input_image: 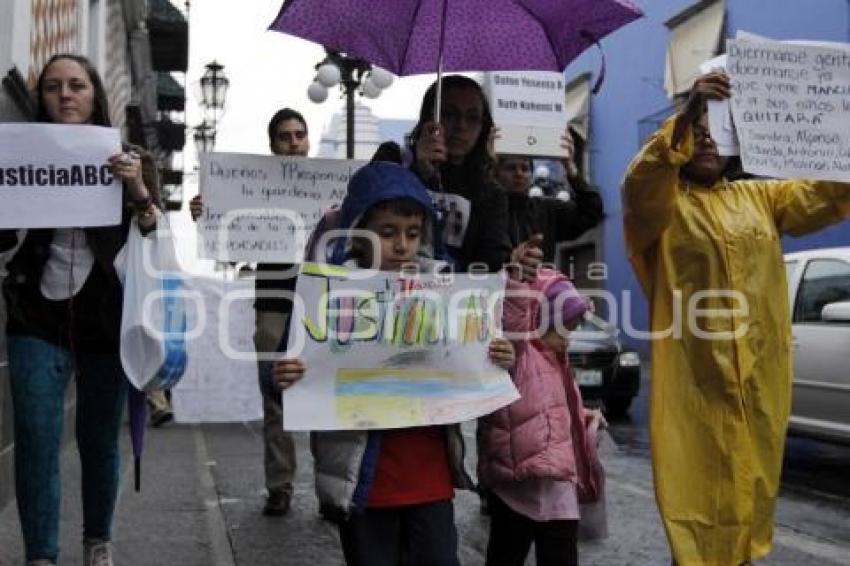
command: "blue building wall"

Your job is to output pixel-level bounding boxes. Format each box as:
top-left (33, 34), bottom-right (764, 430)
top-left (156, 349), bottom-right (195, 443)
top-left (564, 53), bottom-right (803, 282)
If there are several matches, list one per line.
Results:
top-left (565, 0), bottom-right (850, 353)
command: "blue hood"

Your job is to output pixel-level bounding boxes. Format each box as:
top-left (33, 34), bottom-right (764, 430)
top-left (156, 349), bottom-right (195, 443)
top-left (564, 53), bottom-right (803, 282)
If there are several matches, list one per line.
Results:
top-left (331, 161), bottom-right (436, 265)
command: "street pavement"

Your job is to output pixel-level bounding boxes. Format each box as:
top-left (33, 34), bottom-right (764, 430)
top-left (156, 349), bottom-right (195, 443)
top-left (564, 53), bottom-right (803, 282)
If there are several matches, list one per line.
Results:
top-left (2, 380), bottom-right (849, 565)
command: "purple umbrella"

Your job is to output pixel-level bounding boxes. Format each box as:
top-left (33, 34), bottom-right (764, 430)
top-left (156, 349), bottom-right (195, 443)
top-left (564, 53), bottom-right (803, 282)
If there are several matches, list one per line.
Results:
top-left (270, 0), bottom-right (643, 93)
top-left (127, 385), bottom-right (147, 491)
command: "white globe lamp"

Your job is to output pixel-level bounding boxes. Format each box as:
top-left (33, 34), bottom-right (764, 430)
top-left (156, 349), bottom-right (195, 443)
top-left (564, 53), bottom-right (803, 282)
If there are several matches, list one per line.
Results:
top-left (307, 81), bottom-right (328, 103)
top-left (361, 77), bottom-right (382, 99)
top-left (316, 62), bottom-right (341, 87)
top-left (370, 66), bottom-right (394, 89)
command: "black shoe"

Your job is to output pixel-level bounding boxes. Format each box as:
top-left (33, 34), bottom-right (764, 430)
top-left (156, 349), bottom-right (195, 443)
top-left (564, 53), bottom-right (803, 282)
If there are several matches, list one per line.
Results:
top-left (150, 410), bottom-right (174, 428)
top-left (263, 488), bottom-right (292, 516)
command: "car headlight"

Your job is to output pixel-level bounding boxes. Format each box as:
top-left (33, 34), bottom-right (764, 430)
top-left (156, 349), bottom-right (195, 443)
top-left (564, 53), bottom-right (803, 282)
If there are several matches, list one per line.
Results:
top-left (618, 351), bottom-right (641, 367)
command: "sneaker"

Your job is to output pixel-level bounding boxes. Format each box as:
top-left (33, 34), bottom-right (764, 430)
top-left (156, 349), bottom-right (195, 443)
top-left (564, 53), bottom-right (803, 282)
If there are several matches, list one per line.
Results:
top-left (262, 487), bottom-right (292, 516)
top-left (150, 409), bottom-right (174, 428)
top-left (83, 539), bottom-right (113, 566)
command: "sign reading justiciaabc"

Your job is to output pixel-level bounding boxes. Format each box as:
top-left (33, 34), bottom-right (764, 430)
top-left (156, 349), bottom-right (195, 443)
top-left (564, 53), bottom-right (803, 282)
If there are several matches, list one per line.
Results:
top-left (0, 123), bottom-right (123, 228)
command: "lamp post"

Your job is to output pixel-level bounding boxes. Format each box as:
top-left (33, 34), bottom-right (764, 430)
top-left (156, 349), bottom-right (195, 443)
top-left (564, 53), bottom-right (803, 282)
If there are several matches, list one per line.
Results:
top-left (307, 50), bottom-right (394, 159)
top-left (199, 60), bottom-right (229, 129)
top-left (193, 120), bottom-right (216, 155)
top-left (193, 61), bottom-right (229, 155)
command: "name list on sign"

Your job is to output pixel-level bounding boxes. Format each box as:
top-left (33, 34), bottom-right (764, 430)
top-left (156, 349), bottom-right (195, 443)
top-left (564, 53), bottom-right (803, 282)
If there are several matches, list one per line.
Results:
top-left (198, 153), bottom-right (365, 262)
top-left (727, 38), bottom-right (850, 181)
top-left (484, 70), bottom-right (568, 157)
top-left (492, 74), bottom-right (565, 116)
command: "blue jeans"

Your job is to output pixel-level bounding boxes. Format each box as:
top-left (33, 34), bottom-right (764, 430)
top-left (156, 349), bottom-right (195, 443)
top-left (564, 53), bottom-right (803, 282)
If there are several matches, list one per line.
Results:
top-left (8, 336), bottom-right (128, 562)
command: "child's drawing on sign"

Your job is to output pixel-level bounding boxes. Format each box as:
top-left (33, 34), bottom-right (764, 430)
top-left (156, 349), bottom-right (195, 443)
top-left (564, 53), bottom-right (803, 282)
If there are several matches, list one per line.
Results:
top-left (284, 263), bottom-right (517, 430)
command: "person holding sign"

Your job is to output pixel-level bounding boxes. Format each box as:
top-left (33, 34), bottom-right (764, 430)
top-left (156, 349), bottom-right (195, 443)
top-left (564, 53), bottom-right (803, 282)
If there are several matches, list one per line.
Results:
top-left (409, 75), bottom-right (513, 273)
top-left (496, 129), bottom-right (604, 271)
top-left (0, 54), bottom-right (161, 566)
top-left (622, 71), bottom-right (850, 566)
top-left (190, 107), bottom-right (310, 517)
top-left (274, 162), bottom-right (515, 566)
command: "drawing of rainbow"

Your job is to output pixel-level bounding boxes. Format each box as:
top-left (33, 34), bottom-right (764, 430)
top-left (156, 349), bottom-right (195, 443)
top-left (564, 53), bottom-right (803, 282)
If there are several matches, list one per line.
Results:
top-left (334, 367), bottom-right (518, 429)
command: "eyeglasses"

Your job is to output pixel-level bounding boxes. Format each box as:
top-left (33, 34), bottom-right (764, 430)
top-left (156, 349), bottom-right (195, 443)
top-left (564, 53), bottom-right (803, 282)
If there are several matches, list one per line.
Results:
top-left (276, 130), bottom-right (307, 142)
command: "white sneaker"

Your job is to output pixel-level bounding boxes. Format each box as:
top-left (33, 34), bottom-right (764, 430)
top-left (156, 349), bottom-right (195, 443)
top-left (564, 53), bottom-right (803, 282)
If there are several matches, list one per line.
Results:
top-left (83, 539), bottom-right (113, 566)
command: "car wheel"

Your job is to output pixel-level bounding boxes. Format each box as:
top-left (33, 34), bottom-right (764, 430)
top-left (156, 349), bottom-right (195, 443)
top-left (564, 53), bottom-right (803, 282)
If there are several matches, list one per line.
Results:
top-left (604, 396), bottom-right (633, 417)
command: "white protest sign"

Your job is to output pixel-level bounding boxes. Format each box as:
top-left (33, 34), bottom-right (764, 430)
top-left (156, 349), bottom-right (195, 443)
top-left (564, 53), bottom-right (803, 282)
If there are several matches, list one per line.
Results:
top-left (0, 123), bottom-right (122, 228)
top-left (198, 154), bottom-right (365, 262)
top-left (172, 276), bottom-right (262, 423)
top-left (699, 54), bottom-right (740, 156)
top-left (727, 38), bottom-right (850, 181)
top-left (484, 71), bottom-right (567, 157)
top-left (283, 263), bottom-right (519, 431)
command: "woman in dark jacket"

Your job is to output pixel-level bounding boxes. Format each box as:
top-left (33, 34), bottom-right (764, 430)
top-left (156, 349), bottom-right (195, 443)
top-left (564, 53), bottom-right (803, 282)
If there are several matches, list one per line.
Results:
top-left (496, 131), bottom-right (604, 265)
top-left (0, 53), bottom-right (160, 566)
top-left (409, 75), bottom-right (512, 272)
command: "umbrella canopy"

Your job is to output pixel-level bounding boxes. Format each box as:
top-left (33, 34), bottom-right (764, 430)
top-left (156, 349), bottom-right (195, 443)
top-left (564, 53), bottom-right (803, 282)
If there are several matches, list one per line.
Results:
top-left (269, 0), bottom-right (643, 76)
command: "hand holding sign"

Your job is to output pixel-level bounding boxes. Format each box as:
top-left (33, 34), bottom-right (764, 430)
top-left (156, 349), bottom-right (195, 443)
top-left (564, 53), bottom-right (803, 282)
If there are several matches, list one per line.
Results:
top-left (673, 72), bottom-right (731, 151)
top-left (414, 121), bottom-right (447, 181)
top-left (561, 128), bottom-right (579, 178)
top-left (273, 357), bottom-right (306, 390)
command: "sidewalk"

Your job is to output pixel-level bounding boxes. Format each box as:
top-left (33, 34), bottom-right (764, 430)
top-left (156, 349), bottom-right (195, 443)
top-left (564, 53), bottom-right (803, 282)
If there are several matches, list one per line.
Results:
top-left (1, 420), bottom-right (847, 565)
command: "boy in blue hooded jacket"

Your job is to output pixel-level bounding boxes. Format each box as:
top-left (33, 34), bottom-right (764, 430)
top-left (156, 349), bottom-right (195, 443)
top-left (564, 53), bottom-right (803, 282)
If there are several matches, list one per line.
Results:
top-left (273, 161), bottom-right (515, 566)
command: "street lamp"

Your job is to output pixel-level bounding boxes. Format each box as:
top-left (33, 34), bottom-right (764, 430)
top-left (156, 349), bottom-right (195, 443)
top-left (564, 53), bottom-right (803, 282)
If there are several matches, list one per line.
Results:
top-left (193, 61), bottom-right (229, 155)
top-left (193, 121), bottom-right (216, 155)
top-left (307, 50), bottom-right (394, 159)
top-left (199, 60), bottom-right (229, 128)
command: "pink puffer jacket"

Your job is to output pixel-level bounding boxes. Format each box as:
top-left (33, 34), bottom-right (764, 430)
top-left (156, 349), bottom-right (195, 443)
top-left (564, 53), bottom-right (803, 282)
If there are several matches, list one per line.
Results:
top-left (478, 270), bottom-right (596, 498)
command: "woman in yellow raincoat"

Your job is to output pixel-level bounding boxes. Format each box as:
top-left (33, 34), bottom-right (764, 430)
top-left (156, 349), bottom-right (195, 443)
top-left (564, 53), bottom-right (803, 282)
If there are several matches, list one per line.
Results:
top-left (622, 72), bottom-right (850, 565)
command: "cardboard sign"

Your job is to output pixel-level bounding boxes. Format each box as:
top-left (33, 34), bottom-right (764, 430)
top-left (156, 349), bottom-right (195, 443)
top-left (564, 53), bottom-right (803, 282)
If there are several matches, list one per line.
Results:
top-left (484, 71), bottom-right (567, 158)
top-left (198, 154), bottom-right (366, 262)
top-left (283, 263), bottom-right (519, 430)
top-left (0, 123), bottom-right (122, 228)
top-left (728, 38), bottom-right (850, 181)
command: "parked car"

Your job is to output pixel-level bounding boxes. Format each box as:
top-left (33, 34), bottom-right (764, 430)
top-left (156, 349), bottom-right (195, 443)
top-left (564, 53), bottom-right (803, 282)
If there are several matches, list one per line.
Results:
top-left (569, 315), bottom-right (641, 417)
top-left (784, 247), bottom-right (850, 444)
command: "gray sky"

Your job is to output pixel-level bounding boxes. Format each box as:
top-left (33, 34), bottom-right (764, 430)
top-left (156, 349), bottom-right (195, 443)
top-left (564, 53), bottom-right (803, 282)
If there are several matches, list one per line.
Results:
top-left (172, 0), bottom-right (438, 273)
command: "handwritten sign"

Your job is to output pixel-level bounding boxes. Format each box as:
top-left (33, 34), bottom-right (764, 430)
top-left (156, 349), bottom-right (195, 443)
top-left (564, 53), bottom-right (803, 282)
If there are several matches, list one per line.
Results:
top-left (483, 71), bottom-right (567, 157)
top-left (727, 38), bottom-right (850, 181)
top-left (198, 154), bottom-right (366, 262)
top-left (283, 263), bottom-right (519, 431)
top-left (0, 123), bottom-right (122, 228)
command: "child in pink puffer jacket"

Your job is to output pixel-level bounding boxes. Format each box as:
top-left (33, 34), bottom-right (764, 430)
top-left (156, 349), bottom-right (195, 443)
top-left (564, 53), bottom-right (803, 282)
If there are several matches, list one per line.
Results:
top-left (478, 268), bottom-right (596, 566)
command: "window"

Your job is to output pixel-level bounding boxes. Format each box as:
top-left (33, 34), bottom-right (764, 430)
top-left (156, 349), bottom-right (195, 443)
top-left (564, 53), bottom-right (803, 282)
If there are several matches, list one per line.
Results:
top-left (564, 73), bottom-right (591, 180)
top-left (793, 259), bottom-right (850, 323)
top-left (663, 0), bottom-right (726, 98)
